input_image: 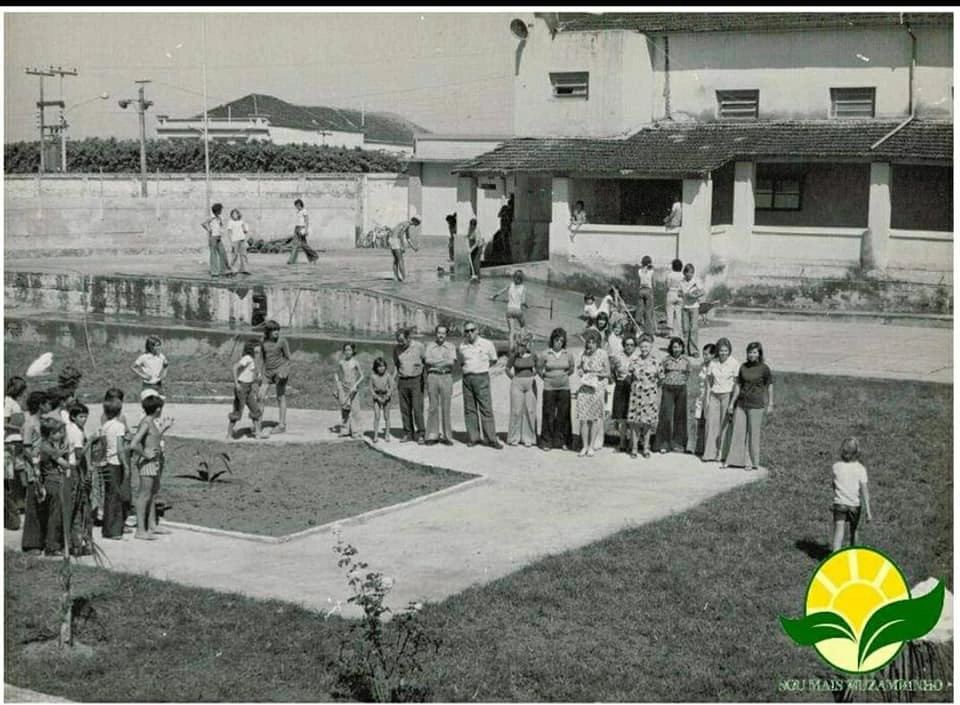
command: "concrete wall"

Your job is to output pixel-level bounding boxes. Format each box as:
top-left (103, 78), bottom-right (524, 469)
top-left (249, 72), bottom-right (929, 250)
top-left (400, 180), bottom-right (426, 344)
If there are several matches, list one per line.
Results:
top-left (514, 27), bottom-right (652, 137)
top-left (4, 173), bottom-right (408, 256)
top-left (754, 163), bottom-right (870, 228)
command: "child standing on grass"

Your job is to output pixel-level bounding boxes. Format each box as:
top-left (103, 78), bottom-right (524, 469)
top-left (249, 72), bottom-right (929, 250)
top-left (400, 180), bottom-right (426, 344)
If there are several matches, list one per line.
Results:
top-left (334, 343), bottom-right (364, 438)
top-left (132, 336), bottom-right (169, 393)
top-left (831, 437), bottom-right (873, 552)
top-left (227, 208), bottom-right (252, 275)
top-left (369, 357), bottom-right (393, 443)
top-left (129, 390), bottom-right (174, 541)
top-left (491, 270), bottom-right (530, 352)
top-left (228, 341), bottom-right (263, 440)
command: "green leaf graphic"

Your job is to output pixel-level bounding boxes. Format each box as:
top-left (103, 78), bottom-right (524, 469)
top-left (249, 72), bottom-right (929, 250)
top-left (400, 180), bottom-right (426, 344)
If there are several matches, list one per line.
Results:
top-left (780, 611), bottom-right (856, 646)
top-left (857, 580), bottom-right (945, 668)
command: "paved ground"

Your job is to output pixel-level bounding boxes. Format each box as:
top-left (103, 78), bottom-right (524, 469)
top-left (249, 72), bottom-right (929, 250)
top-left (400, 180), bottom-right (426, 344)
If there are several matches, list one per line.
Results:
top-left (4, 366), bottom-right (766, 619)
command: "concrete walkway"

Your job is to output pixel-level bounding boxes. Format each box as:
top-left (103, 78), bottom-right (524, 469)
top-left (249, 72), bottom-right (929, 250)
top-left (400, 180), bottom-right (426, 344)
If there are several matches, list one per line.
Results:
top-left (4, 368), bottom-right (765, 618)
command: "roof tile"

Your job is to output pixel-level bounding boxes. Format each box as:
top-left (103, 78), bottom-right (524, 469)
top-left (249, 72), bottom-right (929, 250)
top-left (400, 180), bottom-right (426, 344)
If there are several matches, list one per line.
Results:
top-left (455, 120), bottom-right (952, 176)
top-left (556, 12), bottom-right (953, 34)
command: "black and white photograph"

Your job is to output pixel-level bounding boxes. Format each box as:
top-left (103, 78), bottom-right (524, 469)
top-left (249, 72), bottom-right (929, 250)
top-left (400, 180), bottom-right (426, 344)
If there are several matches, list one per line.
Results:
top-left (2, 7), bottom-right (955, 703)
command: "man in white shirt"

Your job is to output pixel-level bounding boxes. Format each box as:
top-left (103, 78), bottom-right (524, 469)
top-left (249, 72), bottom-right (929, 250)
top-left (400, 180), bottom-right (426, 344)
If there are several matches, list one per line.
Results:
top-left (457, 322), bottom-right (501, 448)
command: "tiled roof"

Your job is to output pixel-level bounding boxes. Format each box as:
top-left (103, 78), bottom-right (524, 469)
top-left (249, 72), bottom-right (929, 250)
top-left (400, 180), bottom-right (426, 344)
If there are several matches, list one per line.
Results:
top-left (454, 120), bottom-right (953, 177)
top-left (556, 12), bottom-right (953, 34)
top-left (203, 94), bottom-right (427, 145)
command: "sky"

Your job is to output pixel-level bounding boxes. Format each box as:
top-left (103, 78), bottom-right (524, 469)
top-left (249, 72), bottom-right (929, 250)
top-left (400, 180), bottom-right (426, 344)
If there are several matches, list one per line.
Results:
top-left (3, 9), bottom-right (520, 143)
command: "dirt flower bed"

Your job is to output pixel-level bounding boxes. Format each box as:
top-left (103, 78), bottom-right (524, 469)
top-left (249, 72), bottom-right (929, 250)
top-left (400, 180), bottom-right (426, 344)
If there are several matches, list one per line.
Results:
top-left (158, 438), bottom-right (475, 536)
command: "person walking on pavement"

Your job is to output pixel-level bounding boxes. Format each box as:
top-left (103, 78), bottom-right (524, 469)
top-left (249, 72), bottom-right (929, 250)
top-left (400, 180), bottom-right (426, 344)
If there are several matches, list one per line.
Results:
top-left (393, 327), bottom-right (426, 444)
top-left (388, 216), bottom-right (420, 282)
top-left (458, 322), bottom-right (502, 448)
top-left (288, 198), bottom-right (320, 265)
top-left (424, 324), bottom-right (457, 445)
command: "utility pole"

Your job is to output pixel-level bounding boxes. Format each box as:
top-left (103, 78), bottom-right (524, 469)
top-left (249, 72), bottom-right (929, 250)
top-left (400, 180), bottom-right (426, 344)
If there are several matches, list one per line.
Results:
top-left (25, 67), bottom-right (55, 173)
top-left (201, 15), bottom-right (211, 211)
top-left (119, 79), bottom-right (153, 197)
top-left (50, 66), bottom-right (78, 173)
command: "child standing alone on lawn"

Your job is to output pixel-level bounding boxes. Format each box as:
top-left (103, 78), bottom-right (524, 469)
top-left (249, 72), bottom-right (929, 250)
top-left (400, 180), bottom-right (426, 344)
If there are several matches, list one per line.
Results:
top-left (334, 343), bottom-right (364, 438)
top-left (369, 357), bottom-right (393, 443)
top-left (831, 437), bottom-right (873, 552)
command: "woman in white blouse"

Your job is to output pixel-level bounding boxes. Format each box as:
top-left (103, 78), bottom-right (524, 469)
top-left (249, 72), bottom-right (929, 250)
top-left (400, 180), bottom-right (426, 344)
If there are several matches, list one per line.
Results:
top-left (701, 337), bottom-right (739, 462)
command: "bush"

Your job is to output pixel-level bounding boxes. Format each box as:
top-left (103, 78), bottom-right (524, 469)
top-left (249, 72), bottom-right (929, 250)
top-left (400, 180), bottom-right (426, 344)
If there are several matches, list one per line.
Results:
top-left (4, 139), bottom-right (406, 174)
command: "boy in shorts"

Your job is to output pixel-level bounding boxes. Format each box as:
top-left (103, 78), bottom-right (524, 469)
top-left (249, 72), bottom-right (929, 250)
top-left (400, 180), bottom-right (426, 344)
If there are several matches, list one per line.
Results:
top-left (129, 390), bottom-right (174, 540)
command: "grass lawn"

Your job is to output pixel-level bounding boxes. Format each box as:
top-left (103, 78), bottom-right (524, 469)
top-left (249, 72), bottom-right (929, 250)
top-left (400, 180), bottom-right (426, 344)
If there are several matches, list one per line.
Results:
top-left (4, 372), bottom-right (952, 702)
top-left (3, 340), bottom-right (391, 411)
top-left (159, 439), bottom-right (474, 536)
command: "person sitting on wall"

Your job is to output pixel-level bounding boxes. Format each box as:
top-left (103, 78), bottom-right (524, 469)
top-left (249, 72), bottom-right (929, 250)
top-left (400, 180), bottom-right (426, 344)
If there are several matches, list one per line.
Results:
top-left (663, 195), bottom-right (682, 229)
top-left (569, 200), bottom-right (588, 243)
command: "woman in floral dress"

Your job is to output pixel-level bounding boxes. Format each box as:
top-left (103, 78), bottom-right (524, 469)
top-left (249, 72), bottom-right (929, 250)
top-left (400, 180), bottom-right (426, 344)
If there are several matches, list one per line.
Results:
top-left (628, 333), bottom-right (663, 458)
top-left (575, 328), bottom-right (609, 458)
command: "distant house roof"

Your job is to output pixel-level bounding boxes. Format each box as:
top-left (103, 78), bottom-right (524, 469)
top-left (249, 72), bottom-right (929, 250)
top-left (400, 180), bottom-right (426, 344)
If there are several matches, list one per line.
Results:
top-left (202, 94), bottom-right (428, 145)
top-left (555, 12), bottom-right (953, 34)
top-left (455, 120), bottom-right (953, 178)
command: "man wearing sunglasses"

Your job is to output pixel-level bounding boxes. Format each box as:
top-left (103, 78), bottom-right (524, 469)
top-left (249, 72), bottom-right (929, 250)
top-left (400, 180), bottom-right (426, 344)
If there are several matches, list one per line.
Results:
top-left (457, 323), bottom-right (502, 449)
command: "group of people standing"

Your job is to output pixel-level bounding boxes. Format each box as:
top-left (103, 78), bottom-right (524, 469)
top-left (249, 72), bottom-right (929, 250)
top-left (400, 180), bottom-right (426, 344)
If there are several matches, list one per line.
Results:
top-left (202, 198), bottom-right (320, 277)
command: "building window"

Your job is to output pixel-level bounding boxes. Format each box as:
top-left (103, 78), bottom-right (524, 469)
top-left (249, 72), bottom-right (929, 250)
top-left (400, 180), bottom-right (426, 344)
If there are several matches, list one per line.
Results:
top-left (830, 87), bottom-right (876, 118)
top-left (755, 167), bottom-right (803, 210)
top-left (550, 72), bottom-right (589, 99)
top-left (716, 90), bottom-right (759, 120)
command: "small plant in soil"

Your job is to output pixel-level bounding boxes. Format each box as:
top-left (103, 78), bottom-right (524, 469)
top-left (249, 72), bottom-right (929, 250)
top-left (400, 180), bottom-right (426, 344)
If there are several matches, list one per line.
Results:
top-left (175, 452), bottom-right (233, 483)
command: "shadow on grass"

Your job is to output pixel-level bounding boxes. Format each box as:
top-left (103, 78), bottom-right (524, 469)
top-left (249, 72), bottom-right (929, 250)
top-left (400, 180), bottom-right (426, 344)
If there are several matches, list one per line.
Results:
top-left (795, 537), bottom-right (832, 563)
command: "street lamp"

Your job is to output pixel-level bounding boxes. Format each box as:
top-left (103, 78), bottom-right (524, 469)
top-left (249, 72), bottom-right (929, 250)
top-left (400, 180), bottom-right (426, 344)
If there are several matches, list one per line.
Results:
top-left (60, 92), bottom-right (109, 172)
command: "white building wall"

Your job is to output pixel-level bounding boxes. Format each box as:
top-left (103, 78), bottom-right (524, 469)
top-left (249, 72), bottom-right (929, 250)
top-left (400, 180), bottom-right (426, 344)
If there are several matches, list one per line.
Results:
top-left (420, 163), bottom-right (460, 236)
top-left (651, 27), bottom-right (952, 122)
top-left (514, 27), bottom-right (652, 137)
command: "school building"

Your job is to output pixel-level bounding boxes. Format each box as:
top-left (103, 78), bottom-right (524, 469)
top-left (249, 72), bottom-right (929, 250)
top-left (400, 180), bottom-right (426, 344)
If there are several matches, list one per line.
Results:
top-left (436, 12), bottom-right (953, 284)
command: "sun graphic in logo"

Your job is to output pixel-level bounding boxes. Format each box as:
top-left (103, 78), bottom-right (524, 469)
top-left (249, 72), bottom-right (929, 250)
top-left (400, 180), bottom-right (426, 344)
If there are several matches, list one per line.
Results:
top-left (781, 547), bottom-right (945, 674)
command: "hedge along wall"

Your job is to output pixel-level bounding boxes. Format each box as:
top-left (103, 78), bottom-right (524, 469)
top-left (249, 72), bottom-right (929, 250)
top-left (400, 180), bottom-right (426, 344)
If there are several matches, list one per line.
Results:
top-left (4, 172), bottom-right (409, 257)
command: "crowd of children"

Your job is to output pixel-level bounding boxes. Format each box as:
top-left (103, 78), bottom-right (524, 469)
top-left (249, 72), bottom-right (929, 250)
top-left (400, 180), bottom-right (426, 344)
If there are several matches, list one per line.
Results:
top-left (4, 363), bottom-right (174, 556)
